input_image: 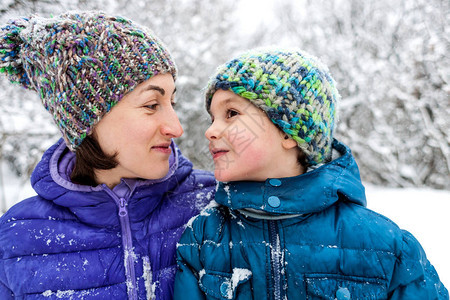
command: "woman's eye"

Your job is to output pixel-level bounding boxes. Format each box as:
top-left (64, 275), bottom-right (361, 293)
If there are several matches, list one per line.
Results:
top-left (226, 109), bottom-right (239, 119)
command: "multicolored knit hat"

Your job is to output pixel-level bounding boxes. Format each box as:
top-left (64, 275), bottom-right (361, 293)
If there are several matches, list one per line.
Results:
top-left (205, 48), bottom-right (340, 165)
top-left (0, 11), bottom-right (176, 151)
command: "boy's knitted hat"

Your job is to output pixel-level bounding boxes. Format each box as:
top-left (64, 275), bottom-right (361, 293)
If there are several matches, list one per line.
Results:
top-left (205, 48), bottom-right (340, 165)
top-left (0, 11), bottom-right (176, 151)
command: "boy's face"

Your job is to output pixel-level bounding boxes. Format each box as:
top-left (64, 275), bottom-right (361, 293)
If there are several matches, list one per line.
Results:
top-left (206, 89), bottom-right (301, 182)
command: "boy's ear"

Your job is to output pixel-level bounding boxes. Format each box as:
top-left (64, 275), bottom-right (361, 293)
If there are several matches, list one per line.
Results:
top-left (281, 134), bottom-right (298, 150)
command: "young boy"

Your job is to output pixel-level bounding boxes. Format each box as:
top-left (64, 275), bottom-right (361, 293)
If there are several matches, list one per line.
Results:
top-left (174, 48), bottom-right (448, 299)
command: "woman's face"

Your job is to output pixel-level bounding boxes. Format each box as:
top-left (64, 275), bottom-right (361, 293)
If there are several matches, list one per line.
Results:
top-left (94, 73), bottom-right (183, 186)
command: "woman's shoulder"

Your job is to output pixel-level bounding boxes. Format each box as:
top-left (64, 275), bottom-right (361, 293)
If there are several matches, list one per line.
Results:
top-left (169, 169), bottom-right (216, 211)
top-left (0, 196), bottom-right (74, 226)
top-left (0, 195), bottom-right (119, 259)
top-left (175, 168), bottom-right (216, 191)
top-left (0, 196), bottom-right (76, 244)
top-left (0, 196), bottom-right (72, 255)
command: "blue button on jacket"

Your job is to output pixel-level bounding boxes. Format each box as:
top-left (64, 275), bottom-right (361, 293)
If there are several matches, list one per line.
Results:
top-left (174, 140), bottom-right (448, 299)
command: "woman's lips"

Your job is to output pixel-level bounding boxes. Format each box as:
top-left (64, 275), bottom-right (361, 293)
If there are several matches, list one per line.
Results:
top-left (152, 143), bottom-right (171, 154)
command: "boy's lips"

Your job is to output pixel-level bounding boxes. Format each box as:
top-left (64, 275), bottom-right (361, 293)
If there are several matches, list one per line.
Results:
top-left (210, 148), bottom-right (229, 160)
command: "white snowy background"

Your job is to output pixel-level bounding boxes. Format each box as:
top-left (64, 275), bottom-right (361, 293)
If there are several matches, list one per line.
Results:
top-left (1, 0), bottom-right (449, 291)
top-left (365, 185), bottom-right (449, 288)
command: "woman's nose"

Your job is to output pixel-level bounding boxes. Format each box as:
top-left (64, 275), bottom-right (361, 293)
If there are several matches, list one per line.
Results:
top-left (161, 108), bottom-right (184, 138)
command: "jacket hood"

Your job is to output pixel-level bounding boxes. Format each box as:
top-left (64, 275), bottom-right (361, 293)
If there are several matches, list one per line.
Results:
top-left (30, 138), bottom-right (194, 227)
top-left (215, 139), bottom-right (366, 215)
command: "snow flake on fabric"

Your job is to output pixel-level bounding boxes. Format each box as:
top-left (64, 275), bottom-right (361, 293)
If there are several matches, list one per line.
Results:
top-left (236, 220), bottom-right (245, 228)
top-left (195, 190), bottom-right (214, 212)
top-left (223, 185), bottom-right (231, 205)
top-left (185, 200), bottom-right (219, 229)
top-left (41, 288), bottom-right (103, 299)
top-left (142, 256), bottom-right (154, 300)
top-left (231, 268), bottom-right (252, 290)
top-left (124, 247), bottom-right (138, 295)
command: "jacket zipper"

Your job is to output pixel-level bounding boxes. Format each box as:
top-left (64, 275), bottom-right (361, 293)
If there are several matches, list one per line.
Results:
top-left (269, 220), bottom-right (282, 300)
top-left (105, 188), bottom-right (138, 300)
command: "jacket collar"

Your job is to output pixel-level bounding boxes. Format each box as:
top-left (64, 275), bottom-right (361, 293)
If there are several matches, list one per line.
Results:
top-left (215, 139), bottom-right (366, 215)
top-left (30, 138), bottom-right (193, 227)
top-left (48, 139), bottom-right (179, 192)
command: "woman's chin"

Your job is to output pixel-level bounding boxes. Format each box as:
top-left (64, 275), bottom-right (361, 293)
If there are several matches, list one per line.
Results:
top-left (148, 167), bottom-right (170, 180)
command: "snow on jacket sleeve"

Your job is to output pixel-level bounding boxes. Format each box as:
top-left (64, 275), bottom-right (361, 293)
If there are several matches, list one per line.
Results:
top-left (173, 215), bottom-right (206, 300)
top-left (388, 230), bottom-right (448, 300)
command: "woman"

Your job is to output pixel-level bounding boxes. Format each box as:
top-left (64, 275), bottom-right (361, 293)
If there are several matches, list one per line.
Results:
top-left (0, 11), bottom-right (215, 299)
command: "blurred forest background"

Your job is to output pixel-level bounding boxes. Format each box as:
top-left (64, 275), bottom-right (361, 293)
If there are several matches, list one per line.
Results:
top-left (0, 0), bottom-right (449, 212)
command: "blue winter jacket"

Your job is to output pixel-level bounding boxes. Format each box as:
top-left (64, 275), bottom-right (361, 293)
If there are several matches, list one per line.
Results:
top-left (0, 139), bottom-right (215, 300)
top-left (174, 140), bottom-right (448, 300)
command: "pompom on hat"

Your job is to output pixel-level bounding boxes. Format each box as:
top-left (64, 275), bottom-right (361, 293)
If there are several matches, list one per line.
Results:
top-left (205, 47), bottom-right (340, 165)
top-left (0, 11), bottom-right (176, 151)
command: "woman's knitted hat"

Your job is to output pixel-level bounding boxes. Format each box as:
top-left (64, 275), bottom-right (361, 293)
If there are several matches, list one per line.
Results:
top-left (205, 48), bottom-right (340, 165)
top-left (0, 11), bottom-right (176, 151)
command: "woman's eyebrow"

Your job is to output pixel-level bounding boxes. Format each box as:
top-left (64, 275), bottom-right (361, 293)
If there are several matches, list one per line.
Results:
top-left (144, 85), bottom-right (166, 95)
top-left (142, 85), bottom-right (177, 96)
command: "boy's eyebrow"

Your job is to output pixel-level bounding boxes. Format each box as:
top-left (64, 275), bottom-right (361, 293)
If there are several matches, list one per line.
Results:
top-left (216, 97), bottom-right (242, 108)
top-left (209, 97), bottom-right (239, 117)
top-left (215, 98), bottom-right (239, 108)
top-left (224, 98), bottom-right (239, 104)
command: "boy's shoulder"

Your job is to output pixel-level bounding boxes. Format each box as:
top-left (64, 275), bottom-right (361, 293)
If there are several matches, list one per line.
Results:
top-left (338, 201), bottom-right (402, 232)
top-left (184, 201), bottom-right (230, 242)
top-left (187, 201), bottom-right (228, 225)
top-left (330, 201), bottom-right (413, 254)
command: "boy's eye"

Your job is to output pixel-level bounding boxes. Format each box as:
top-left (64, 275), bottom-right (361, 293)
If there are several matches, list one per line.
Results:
top-left (145, 103), bottom-right (158, 110)
top-left (226, 109), bottom-right (239, 119)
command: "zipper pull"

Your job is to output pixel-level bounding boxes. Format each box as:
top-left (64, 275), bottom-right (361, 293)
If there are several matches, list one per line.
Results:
top-left (119, 198), bottom-right (128, 217)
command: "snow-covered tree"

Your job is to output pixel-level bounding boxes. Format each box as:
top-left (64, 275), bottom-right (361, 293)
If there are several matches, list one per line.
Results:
top-left (248, 0), bottom-right (450, 189)
top-left (0, 0), bottom-right (240, 211)
top-left (1, 0), bottom-right (448, 214)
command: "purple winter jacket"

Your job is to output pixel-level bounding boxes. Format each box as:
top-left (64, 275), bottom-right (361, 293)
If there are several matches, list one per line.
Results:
top-left (0, 139), bottom-right (215, 300)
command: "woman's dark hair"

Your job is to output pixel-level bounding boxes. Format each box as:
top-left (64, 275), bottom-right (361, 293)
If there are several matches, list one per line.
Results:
top-left (70, 135), bottom-right (118, 186)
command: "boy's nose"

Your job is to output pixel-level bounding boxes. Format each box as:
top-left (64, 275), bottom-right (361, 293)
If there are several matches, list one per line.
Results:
top-left (205, 122), bottom-right (219, 141)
